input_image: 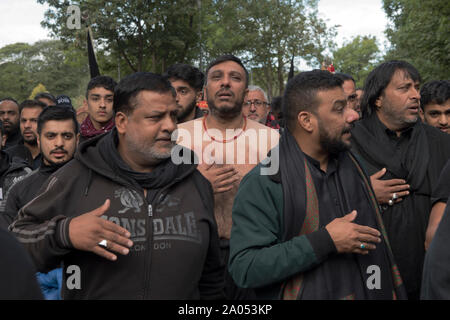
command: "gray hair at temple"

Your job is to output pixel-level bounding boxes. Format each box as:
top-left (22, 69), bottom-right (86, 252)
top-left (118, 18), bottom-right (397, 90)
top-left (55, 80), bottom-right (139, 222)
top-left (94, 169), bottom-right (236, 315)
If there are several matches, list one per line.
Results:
top-left (247, 85), bottom-right (268, 102)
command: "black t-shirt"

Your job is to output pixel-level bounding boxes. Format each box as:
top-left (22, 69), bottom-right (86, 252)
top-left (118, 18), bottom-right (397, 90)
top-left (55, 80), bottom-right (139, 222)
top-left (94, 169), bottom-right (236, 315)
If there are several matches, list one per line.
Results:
top-left (432, 159), bottom-right (450, 205)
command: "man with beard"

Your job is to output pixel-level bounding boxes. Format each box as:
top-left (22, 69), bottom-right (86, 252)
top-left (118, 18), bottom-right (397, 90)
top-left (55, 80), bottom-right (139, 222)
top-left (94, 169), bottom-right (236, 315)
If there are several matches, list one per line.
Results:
top-left (79, 76), bottom-right (117, 144)
top-left (0, 121), bottom-right (32, 226)
top-left (3, 106), bottom-right (79, 299)
top-left (6, 100), bottom-right (46, 169)
top-left (164, 63), bottom-right (205, 123)
top-left (0, 98), bottom-right (22, 149)
top-left (10, 72), bottom-right (223, 299)
top-left (229, 70), bottom-right (406, 300)
top-left (350, 61), bottom-right (450, 299)
top-left (177, 55), bottom-right (279, 299)
top-left (420, 80), bottom-right (450, 134)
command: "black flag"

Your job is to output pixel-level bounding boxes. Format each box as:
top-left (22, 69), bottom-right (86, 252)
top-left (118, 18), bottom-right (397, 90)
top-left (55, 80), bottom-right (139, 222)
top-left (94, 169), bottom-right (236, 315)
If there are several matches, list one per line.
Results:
top-left (288, 55), bottom-right (294, 81)
top-left (87, 27), bottom-right (100, 78)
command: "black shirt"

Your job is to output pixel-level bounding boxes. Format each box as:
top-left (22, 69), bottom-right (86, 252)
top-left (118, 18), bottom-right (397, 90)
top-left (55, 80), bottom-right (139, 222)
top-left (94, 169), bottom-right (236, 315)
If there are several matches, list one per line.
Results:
top-left (432, 159), bottom-right (450, 205)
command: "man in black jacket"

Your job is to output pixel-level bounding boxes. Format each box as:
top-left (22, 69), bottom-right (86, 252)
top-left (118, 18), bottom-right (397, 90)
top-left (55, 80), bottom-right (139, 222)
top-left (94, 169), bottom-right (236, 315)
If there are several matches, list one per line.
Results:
top-left (0, 98), bottom-right (22, 149)
top-left (0, 121), bottom-right (31, 225)
top-left (6, 99), bottom-right (46, 169)
top-left (3, 106), bottom-right (79, 231)
top-left (4, 106), bottom-right (79, 300)
top-left (10, 72), bottom-right (224, 300)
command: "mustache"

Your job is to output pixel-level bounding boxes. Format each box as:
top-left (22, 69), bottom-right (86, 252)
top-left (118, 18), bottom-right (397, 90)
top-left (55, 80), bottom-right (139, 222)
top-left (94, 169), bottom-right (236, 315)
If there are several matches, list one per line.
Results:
top-left (342, 123), bottom-right (354, 134)
top-left (216, 88), bottom-right (234, 97)
top-left (50, 147), bottom-right (67, 154)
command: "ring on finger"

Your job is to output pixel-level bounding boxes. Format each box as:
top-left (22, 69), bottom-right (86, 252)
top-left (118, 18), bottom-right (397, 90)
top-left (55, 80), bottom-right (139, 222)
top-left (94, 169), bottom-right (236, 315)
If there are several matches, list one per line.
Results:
top-left (392, 193), bottom-right (398, 200)
top-left (98, 239), bottom-right (108, 248)
top-left (388, 199), bottom-right (394, 206)
top-left (360, 243), bottom-right (366, 250)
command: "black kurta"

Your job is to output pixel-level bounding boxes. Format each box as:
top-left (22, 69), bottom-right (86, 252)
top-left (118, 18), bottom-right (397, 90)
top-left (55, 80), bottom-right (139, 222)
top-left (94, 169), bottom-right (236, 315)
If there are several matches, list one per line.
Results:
top-left (351, 114), bottom-right (450, 299)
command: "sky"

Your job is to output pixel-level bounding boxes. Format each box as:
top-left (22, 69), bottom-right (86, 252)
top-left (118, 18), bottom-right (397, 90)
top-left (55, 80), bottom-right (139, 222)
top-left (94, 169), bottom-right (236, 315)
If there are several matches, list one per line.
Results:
top-left (0, 0), bottom-right (390, 50)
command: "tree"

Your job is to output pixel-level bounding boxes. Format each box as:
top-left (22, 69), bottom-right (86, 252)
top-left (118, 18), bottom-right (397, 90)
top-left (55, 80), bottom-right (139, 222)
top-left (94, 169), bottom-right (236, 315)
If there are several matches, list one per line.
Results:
top-left (0, 40), bottom-right (89, 103)
top-left (38, 0), bottom-right (205, 74)
top-left (332, 35), bottom-right (381, 88)
top-left (383, 0), bottom-right (450, 82)
top-left (37, 0), bottom-right (336, 98)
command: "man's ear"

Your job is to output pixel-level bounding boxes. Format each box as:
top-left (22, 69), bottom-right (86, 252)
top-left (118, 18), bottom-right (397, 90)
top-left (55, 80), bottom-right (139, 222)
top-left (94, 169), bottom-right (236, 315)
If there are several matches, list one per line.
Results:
top-left (297, 111), bottom-right (315, 133)
top-left (115, 112), bottom-right (128, 135)
top-left (375, 95), bottom-right (383, 109)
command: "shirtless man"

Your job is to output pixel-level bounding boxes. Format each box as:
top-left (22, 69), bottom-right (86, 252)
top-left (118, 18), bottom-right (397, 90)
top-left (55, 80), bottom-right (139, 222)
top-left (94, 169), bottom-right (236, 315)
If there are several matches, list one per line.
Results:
top-left (176, 55), bottom-right (279, 299)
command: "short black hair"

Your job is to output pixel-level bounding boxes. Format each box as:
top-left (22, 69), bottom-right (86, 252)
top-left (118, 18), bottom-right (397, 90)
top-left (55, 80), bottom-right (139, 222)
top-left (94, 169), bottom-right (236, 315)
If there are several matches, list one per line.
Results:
top-left (335, 73), bottom-right (355, 84)
top-left (19, 100), bottom-right (46, 114)
top-left (37, 106), bottom-right (79, 135)
top-left (361, 60), bottom-right (421, 118)
top-left (86, 75), bottom-right (117, 98)
top-left (205, 55), bottom-right (249, 88)
top-left (420, 80), bottom-right (450, 110)
top-left (113, 72), bottom-right (176, 115)
top-left (0, 97), bottom-right (19, 107)
top-left (164, 64), bottom-right (205, 91)
top-left (283, 70), bottom-right (343, 132)
top-left (34, 92), bottom-right (56, 105)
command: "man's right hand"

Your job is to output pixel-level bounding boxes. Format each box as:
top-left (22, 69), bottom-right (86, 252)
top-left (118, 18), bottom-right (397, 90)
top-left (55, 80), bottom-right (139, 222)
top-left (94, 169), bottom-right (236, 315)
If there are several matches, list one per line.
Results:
top-left (68, 199), bottom-right (133, 261)
top-left (325, 211), bottom-right (381, 254)
top-left (198, 163), bottom-right (240, 194)
top-left (370, 168), bottom-right (410, 205)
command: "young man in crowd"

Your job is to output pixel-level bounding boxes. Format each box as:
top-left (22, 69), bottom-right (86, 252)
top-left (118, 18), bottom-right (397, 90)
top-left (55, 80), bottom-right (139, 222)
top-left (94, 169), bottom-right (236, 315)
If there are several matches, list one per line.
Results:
top-left (6, 100), bottom-right (46, 169)
top-left (229, 70), bottom-right (406, 300)
top-left (79, 76), bottom-right (117, 143)
top-left (164, 63), bottom-right (205, 123)
top-left (420, 80), bottom-right (450, 134)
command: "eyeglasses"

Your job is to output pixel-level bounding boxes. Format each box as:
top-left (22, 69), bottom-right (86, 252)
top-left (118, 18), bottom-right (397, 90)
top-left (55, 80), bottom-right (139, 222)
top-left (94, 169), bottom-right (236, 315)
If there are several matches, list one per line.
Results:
top-left (244, 100), bottom-right (268, 108)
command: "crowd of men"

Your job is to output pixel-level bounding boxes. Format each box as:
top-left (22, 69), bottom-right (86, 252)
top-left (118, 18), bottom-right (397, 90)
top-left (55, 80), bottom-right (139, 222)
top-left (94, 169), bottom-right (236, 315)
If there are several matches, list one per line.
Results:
top-left (0, 54), bottom-right (449, 300)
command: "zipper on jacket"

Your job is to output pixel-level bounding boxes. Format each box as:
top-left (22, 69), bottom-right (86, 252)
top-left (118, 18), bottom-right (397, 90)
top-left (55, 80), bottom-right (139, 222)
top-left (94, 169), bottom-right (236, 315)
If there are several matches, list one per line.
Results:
top-left (148, 204), bottom-right (153, 217)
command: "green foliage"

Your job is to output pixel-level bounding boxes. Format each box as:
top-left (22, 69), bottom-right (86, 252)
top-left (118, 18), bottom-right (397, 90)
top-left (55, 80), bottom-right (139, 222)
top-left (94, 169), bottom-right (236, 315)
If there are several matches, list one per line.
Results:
top-left (333, 35), bottom-right (381, 88)
top-left (0, 40), bottom-right (89, 102)
top-left (383, 0), bottom-right (450, 82)
top-left (36, 0), bottom-right (336, 98)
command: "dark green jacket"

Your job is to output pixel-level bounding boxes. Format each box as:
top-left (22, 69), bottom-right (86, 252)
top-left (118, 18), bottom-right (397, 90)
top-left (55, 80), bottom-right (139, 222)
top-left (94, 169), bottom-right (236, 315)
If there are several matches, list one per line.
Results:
top-left (229, 163), bottom-right (337, 299)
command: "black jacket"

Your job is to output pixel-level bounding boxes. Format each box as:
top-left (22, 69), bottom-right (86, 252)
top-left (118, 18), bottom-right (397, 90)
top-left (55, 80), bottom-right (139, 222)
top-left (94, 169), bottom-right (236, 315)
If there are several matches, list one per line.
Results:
top-left (0, 152), bottom-right (32, 228)
top-left (2, 163), bottom-right (56, 229)
top-left (5, 143), bottom-right (42, 170)
top-left (0, 227), bottom-right (43, 299)
top-left (10, 132), bottom-right (224, 299)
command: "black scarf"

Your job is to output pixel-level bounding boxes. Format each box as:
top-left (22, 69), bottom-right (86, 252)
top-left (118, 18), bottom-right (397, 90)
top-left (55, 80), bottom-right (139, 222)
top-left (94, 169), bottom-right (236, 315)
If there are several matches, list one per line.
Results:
top-left (98, 129), bottom-right (192, 193)
top-left (351, 114), bottom-right (429, 192)
top-left (278, 128), bottom-right (407, 299)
